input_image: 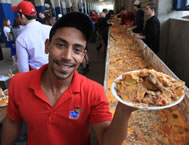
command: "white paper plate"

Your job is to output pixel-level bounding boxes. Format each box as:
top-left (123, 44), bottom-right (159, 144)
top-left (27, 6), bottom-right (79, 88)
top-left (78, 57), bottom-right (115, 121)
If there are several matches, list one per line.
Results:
top-left (111, 70), bottom-right (185, 110)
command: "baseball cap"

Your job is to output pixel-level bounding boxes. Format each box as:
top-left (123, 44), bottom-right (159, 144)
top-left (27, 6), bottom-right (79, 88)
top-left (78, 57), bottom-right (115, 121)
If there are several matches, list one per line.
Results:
top-left (134, 0), bottom-right (141, 5)
top-left (12, 1), bottom-right (37, 16)
top-left (50, 12), bottom-right (94, 41)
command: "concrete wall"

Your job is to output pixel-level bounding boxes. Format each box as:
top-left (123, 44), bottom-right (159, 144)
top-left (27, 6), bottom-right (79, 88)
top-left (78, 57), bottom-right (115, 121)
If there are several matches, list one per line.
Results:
top-left (157, 0), bottom-right (189, 61)
top-left (166, 18), bottom-right (189, 87)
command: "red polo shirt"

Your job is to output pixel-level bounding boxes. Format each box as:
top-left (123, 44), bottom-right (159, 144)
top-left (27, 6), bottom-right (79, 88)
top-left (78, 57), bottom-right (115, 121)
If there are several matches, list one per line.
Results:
top-left (7, 64), bottom-right (112, 145)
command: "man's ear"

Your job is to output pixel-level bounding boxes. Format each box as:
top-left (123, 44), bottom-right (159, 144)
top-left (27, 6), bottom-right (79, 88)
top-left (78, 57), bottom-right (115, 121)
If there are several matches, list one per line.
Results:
top-left (79, 50), bottom-right (87, 64)
top-left (45, 39), bottom-right (50, 54)
top-left (20, 13), bottom-right (26, 20)
top-left (83, 49), bottom-right (87, 56)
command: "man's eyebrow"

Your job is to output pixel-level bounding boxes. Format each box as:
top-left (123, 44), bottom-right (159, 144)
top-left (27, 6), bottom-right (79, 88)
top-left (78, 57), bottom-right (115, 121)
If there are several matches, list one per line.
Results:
top-left (54, 38), bottom-right (67, 43)
top-left (55, 37), bottom-right (85, 49)
top-left (74, 44), bottom-right (85, 49)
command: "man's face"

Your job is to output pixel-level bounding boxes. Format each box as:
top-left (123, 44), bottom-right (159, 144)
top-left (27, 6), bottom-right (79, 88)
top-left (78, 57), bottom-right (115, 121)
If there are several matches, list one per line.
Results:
top-left (45, 27), bottom-right (87, 80)
top-left (7, 20), bottom-right (10, 26)
top-left (145, 5), bottom-right (153, 16)
top-left (133, 5), bottom-right (137, 11)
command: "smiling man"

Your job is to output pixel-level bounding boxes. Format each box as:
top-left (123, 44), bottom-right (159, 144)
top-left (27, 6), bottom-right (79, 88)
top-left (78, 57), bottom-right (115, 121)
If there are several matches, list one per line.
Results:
top-left (1, 12), bottom-right (135, 145)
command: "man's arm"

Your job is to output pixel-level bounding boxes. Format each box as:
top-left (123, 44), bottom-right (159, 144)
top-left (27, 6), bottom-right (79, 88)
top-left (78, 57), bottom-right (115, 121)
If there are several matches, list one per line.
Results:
top-left (93, 102), bottom-right (135, 145)
top-left (1, 116), bottom-right (22, 145)
top-left (16, 39), bottom-right (29, 72)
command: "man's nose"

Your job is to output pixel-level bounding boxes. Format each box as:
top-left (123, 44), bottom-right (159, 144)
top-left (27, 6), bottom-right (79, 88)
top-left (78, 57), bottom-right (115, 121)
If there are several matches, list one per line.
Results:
top-left (63, 47), bottom-right (72, 59)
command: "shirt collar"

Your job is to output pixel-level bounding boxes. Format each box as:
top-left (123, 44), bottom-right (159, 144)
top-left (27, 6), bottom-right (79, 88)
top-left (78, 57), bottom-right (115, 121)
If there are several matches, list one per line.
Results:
top-left (70, 70), bottom-right (81, 93)
top-left (28, 64), bottom-right (47, 90)
top-left (29, 64), bottom-right (81, 93)
top-left (24, 20), bottom-right (39, 29)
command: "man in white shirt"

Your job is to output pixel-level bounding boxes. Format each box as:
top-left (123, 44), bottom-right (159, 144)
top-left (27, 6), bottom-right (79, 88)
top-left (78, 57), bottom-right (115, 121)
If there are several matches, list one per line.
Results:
top-left (12, 1), bottom-right (51, 72)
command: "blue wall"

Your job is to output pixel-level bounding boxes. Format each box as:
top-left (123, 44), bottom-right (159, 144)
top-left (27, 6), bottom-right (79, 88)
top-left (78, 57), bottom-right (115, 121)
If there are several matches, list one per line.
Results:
top-left (0, 3), bottom-right (15, 26)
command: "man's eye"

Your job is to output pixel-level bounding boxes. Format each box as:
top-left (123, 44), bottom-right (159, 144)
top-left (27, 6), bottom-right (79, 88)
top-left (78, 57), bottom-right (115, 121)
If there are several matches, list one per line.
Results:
top-left (56, 43), bottom-right (65, 47)
top-left (73, 47), bottom-right (83, 54)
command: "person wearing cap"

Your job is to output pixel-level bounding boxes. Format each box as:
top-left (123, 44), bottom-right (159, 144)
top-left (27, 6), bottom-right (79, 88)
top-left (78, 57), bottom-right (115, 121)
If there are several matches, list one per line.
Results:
top-left (1, 12), bottom-right (135, 145)
top-left (12, 1), bottom-right (52, 72)
top-left (38, 11), bottom-right (46, 24)
top-left (132, 0), bottom-right (144, 33)
top-left (135, 3), bottom-right (160, 54)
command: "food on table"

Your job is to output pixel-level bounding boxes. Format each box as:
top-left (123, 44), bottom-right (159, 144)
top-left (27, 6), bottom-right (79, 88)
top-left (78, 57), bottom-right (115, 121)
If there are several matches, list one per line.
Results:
top-left (7, 73), bottom-right (14, 77)
top-left (0, 88), bottom-right (3, 98)
top-left (0, 88), bottom-right (9, 106)
top-left (107, 24), bottom-right (189, 144)
top-left (3, 89), bottom-right (8, 96)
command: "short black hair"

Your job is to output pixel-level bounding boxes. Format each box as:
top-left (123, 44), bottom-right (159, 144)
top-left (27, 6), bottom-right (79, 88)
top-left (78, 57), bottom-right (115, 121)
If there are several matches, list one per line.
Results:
top-left (18, 12), bottom-right (36, 20)
top-left (147, 3), bottom-right (156, 13)
top-left (49, 12), bottom-right (94, 42)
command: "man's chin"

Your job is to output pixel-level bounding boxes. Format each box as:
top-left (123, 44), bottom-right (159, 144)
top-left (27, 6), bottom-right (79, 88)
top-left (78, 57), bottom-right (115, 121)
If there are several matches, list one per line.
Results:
top-left (53, 71), bottom-right (74, 80)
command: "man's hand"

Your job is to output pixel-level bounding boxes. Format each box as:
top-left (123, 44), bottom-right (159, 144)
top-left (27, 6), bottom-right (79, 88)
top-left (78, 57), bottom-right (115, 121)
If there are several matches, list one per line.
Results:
top-left (117, 102), bottom-right (137, 113)
top-left (134, 33), bottom-right (145, 39)
top-left (1, 116), bottom-right (22, 145)
top-left (127, 25), bottom-right (136, 32)
top-left (93, 102), bottom-right (137, 145)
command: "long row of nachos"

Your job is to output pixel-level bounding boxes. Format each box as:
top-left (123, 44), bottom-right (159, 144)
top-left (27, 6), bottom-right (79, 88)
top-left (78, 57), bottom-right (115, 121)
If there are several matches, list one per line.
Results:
top-left (105, 21), bottom-right (189, 144)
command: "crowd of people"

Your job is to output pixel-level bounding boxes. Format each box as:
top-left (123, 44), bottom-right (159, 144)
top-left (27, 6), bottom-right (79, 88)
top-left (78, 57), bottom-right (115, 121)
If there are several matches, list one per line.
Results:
top-left (88, 0), bottom-right (160, 57)
top-left (0, 0), bottom-right (160, 145)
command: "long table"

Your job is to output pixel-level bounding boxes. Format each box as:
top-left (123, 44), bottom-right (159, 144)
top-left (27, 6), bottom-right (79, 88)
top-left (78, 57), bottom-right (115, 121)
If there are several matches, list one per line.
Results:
top-left (104, 22), bottom-right (189, 144)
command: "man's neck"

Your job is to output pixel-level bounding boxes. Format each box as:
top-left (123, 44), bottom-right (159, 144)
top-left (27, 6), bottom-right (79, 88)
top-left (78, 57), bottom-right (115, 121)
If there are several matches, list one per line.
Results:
top-left (148, 13), bottom-right (155, 19)
top-left (25, 19), bottom-right (36, 25)
top-left (41, 69), bottom-right (73, 95)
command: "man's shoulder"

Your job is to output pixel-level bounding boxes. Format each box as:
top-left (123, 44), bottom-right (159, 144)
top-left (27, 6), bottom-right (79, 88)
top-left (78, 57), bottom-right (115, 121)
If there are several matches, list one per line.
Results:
top-left (79, 74), bottom-right (104, 90)
top-left (38, 22), bottom-right (52, 31)
top-left (138, 9), bottom-right (144, 15)
top-left (41, 23), bottom-right (52, 29)
top-left (4, 26), bottom-right (10, 31)
top-left (11, 70), bottom-right (36, 85)
top-left (150, 16), bottom-right (160, 24)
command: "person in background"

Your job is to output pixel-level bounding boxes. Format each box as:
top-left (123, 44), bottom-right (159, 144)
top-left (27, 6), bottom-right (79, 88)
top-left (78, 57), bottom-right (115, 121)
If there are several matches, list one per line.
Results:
top-left (38, 11), bottom-right (45, 23)
top-left (132, 0), bottom-right (144, 33)
top-left (1, 12), bottom-right (136, 145)
top-left (96, 10), bottom-right (113, 57)
top-left (70, 3), bottom-right (78, 12)
top-left (99, 9), bottom-right (108, 18)
top-left (90, 10), bottom-right (99, 24)
top-left (135, 3), bottom-right (160, 54)
top-left (2, 18), bottom-right (16, 64)
top-left (115, 7), bottom-right (135, 26)
top-left (11, 17), bottom-right (24, 42)
top-left (42, 15), bottom-right (55, 26)
top-left (105, 10), bottom-right (115, 21)
top-left (12, 1), bottom-right (52, 72)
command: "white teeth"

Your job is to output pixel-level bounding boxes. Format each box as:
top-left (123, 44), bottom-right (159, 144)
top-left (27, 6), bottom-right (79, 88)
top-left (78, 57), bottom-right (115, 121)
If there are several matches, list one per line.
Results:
top-left (60, 64), bottom-right (71, 68)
